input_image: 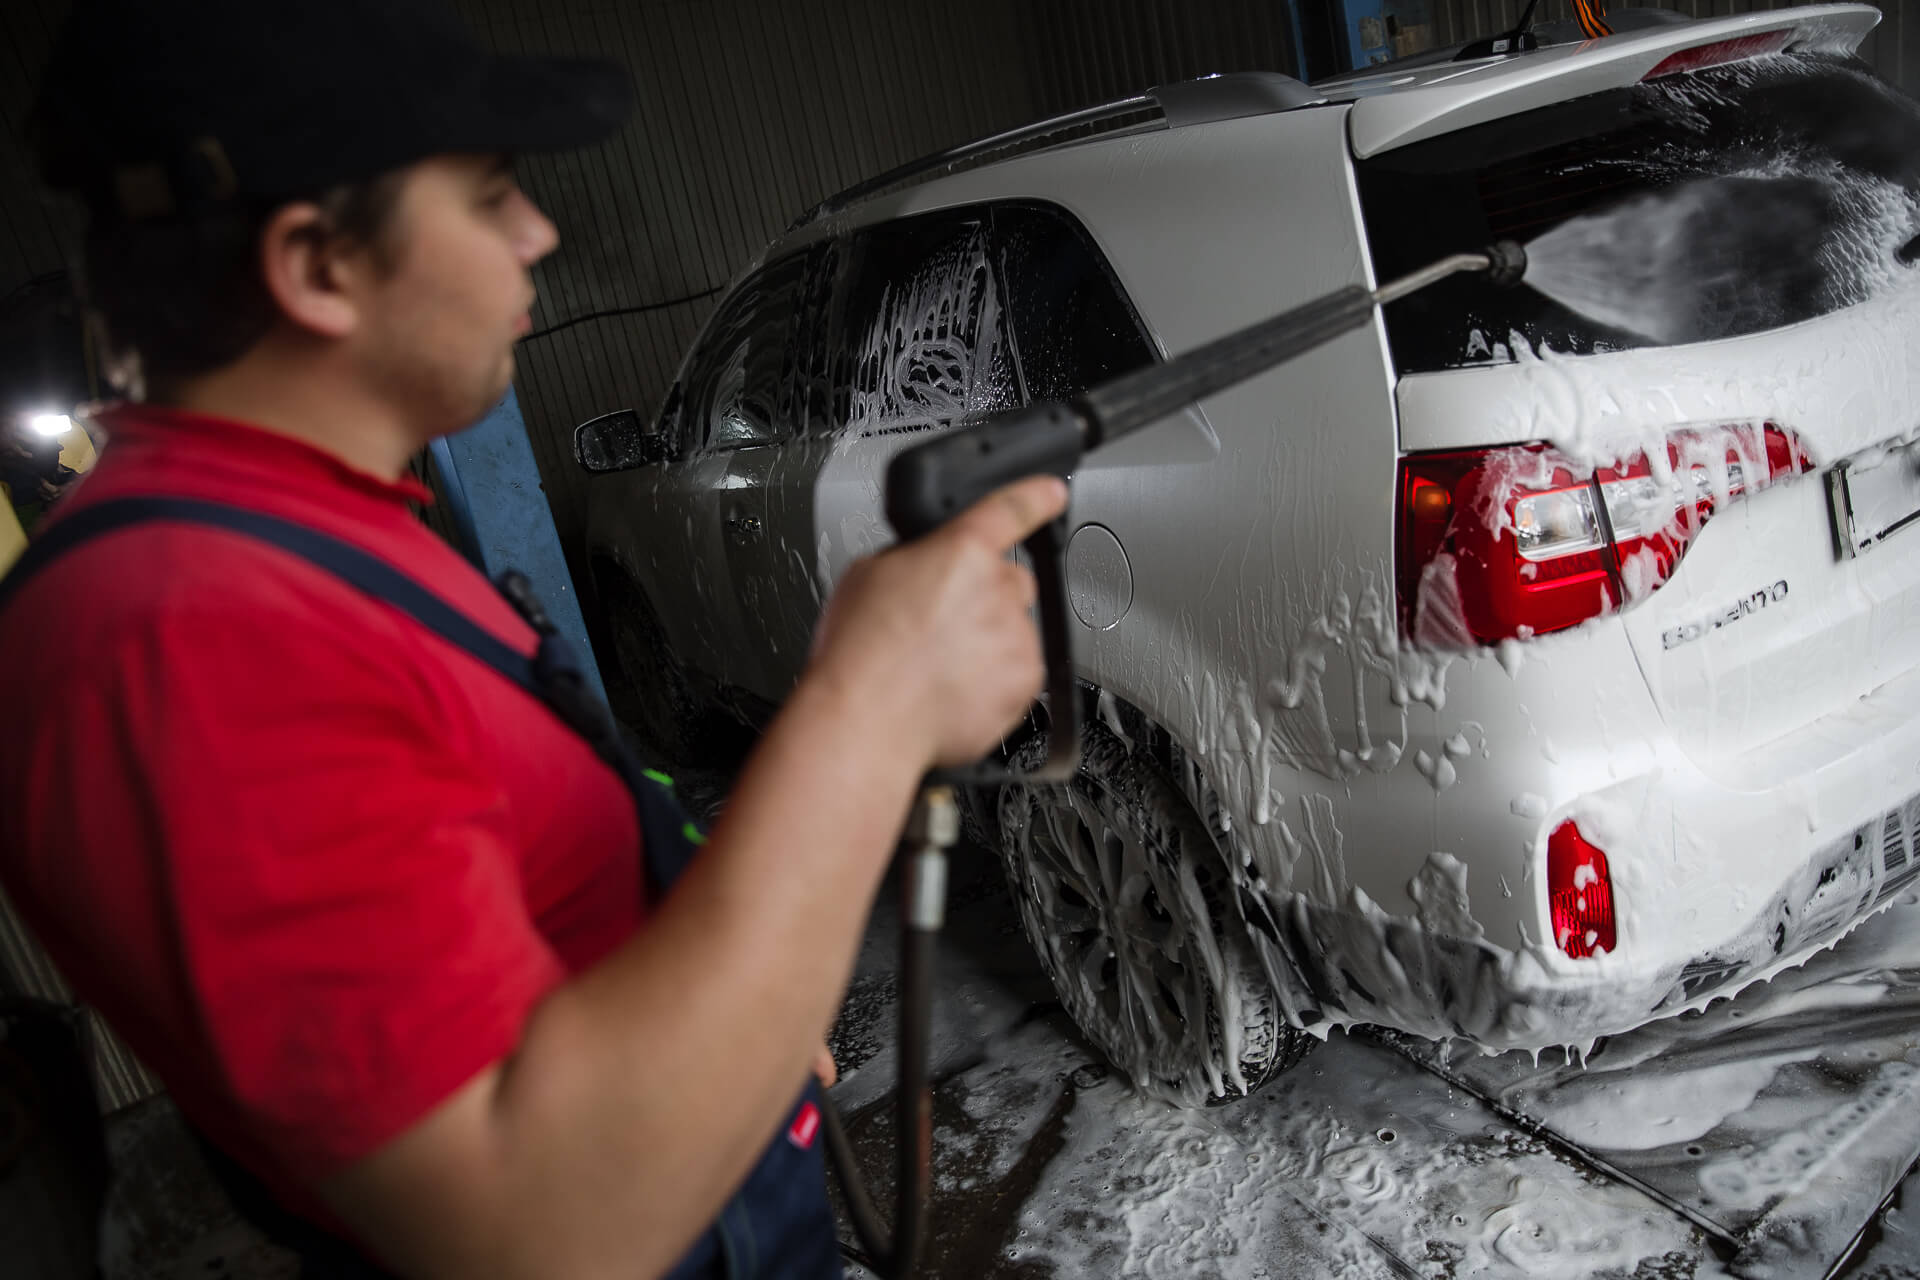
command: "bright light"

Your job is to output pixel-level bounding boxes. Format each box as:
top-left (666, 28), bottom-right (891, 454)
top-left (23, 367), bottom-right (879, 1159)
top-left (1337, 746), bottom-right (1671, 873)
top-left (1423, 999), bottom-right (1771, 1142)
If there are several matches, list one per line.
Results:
top-left (27, 413), bottom-right (72, 438)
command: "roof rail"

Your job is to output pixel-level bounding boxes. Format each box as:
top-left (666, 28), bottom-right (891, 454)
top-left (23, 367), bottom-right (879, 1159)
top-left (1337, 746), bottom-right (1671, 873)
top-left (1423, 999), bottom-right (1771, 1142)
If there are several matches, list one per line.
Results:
top-left (791, 71), bottom-right (1322, 229)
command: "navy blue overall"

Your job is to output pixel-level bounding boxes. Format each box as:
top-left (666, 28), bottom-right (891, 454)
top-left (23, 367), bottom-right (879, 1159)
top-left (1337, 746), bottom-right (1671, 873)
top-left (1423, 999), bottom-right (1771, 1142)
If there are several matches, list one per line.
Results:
top-left (0, 496), bottom-right (844, 1280)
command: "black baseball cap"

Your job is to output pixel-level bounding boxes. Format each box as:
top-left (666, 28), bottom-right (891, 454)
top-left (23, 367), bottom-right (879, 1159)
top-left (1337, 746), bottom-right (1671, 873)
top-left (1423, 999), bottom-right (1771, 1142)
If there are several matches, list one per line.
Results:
top-left (33, 0), bottom-right (634, 221)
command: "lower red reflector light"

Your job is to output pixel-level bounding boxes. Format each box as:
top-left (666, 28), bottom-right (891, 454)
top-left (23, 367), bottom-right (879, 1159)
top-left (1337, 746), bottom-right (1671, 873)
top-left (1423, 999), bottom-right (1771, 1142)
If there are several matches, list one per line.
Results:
top-left (1548, 821), bottom-right (1617, 959)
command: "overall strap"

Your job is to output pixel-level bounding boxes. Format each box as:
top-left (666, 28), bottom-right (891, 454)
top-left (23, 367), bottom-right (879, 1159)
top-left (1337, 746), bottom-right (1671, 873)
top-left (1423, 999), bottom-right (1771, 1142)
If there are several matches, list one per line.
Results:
top-left (0, 496), bottom-right (536, 691)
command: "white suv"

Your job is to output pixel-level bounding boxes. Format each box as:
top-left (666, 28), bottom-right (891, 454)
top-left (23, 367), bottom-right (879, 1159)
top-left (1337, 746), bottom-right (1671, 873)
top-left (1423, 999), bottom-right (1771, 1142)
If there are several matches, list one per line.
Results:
top-left (577, 4), bottom-right (1920, 1103)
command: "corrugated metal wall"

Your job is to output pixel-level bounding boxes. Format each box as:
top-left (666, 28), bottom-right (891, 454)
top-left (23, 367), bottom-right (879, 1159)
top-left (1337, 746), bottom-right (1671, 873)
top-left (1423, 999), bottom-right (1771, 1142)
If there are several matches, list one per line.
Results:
top-left (1012, 0), bottom-right (1302, 117)
top-left (0, 1), bottom-right (69, 310)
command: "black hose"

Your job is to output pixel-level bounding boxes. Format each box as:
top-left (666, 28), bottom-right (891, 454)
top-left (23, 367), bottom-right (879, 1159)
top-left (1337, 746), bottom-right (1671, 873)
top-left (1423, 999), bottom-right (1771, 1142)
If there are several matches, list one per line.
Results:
top-left (821, 795), bottom-right (950, 1280)
top-left (820, 1094), bottom-right (892, 1262)
top-left (516, 284), bottom-right (724, 342)
top-left (820, 842), bottom-right (943, 1278)
top-left (891, 924), bottom-right (936, 1275)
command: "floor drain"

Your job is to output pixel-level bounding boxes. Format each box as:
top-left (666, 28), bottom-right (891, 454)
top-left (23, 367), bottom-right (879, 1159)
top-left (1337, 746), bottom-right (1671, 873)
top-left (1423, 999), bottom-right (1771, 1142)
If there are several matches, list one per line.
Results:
top-left (1070, 1063), bottom-right (1109, 1089)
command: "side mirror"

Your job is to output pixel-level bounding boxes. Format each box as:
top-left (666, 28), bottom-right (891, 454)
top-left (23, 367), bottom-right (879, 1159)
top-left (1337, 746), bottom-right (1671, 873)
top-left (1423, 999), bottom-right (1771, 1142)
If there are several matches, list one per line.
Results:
top-left (573, 409), bottom-right (670, 473)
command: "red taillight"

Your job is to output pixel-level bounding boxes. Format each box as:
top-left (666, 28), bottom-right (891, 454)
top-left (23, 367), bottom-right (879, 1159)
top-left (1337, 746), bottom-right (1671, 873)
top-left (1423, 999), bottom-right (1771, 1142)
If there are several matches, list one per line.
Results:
top-left (1643, 31), bottom-right (1793, 80)
top-left (1397, 423), bottom-right (1811, 646)
top-left (1547, 821), bottom-right (1616, 959)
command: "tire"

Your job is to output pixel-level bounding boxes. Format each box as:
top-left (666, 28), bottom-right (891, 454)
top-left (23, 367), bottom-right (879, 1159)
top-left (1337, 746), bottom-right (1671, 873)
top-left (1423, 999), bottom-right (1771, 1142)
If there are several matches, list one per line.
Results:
top-left (593, 571), bottom-right (711, 766)
top-left (996, 721), bottom-right (1314, 1105)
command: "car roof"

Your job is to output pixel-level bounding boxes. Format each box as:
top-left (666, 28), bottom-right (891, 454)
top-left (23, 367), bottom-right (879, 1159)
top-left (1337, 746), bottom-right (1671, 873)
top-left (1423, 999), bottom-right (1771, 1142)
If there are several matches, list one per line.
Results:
top-left (787, 70), bottom-right (1325, 233)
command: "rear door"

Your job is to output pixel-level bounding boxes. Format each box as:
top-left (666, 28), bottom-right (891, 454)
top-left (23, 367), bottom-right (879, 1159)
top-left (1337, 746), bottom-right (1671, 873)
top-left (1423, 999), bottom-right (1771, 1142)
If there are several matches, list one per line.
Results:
top-left (730, 208), bottom-right (1024, 697)
top-left (811, 209), bottom-right (1022, 590)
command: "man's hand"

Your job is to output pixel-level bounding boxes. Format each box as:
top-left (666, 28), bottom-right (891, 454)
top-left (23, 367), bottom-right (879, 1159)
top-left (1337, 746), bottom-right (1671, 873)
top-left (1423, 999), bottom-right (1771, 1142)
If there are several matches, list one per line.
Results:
top-left (813, 1041), bottom-right (837, 1088)
top-left (808, 473), bottom-right (1069, 770)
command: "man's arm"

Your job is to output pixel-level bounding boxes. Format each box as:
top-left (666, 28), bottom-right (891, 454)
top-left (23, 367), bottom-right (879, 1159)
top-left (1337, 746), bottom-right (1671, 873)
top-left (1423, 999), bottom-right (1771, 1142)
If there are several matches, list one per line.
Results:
top-left (317, 475), bottom-right (1068, 1280)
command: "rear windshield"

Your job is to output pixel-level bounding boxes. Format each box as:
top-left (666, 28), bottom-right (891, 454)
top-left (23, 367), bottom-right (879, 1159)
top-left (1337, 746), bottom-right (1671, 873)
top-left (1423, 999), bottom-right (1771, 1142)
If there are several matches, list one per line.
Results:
top-left (1356, 53), bottom-right (1920, 375)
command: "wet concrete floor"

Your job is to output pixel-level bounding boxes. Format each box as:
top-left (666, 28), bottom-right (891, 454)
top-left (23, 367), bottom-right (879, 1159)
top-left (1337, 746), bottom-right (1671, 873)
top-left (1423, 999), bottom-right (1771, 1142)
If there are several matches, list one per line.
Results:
top-left (823, 844), bottom-right (1920, 1279)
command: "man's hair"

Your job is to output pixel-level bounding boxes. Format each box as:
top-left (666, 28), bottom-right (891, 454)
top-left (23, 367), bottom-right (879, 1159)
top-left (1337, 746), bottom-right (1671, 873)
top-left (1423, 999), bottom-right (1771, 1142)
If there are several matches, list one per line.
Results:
top-left (77, 174), bottom-right (407, 401)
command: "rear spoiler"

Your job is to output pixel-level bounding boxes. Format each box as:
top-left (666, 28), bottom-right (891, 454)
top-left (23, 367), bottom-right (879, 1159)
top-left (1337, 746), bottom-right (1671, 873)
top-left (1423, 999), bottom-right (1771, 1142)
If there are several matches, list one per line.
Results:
top-left (1347, 3), bottom-right (1881, 159)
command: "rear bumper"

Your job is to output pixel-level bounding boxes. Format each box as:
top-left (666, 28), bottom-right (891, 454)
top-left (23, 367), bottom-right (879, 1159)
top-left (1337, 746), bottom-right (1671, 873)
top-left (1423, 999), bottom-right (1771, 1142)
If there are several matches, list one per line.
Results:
top-left (1250, 653), bottom-right (1920, 1050)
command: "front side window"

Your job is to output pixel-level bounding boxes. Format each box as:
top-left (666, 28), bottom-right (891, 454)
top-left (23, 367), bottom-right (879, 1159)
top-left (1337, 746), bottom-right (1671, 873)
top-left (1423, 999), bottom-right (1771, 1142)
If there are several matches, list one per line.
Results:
top-left (684, 253), bottom-right (808, 452)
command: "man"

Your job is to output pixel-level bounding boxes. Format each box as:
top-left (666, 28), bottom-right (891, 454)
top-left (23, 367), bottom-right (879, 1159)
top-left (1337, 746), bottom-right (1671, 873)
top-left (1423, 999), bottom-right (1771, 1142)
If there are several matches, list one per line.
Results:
top-left (0, 2), bottom-right (1066, 1277)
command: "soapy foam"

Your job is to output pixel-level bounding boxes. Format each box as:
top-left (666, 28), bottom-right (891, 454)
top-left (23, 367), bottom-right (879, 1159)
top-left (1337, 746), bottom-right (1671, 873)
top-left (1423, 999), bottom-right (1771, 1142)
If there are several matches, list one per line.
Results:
top-left (1000, 1035), bottom-right (1719, 1279)
top-left (1523, 169), bottom-right (1913, 347)
top-left (1496, 53), bottom-right (1920, 360)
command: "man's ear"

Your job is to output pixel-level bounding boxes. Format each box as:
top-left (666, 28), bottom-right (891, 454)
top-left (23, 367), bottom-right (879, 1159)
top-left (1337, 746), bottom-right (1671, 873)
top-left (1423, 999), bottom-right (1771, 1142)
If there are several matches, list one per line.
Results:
top-left (258, 202), bottom-right (361, 340)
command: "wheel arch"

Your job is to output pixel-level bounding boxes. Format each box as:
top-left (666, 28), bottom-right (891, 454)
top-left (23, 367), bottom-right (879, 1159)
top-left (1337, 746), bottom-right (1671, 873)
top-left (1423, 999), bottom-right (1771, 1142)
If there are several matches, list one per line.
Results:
top-left (1045, 679), bottom-right (1338, 1037)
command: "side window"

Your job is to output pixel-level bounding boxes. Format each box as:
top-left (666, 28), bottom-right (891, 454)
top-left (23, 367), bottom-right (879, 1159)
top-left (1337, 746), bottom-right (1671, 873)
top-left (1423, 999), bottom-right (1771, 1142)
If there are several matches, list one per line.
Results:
top-left (806, 211), bottom-right (1019, 437)
top-left (993, 203), bottom-right (1158, 401)
top-left (682, 253), bottom-right (808, 453)
top-left (793, 240), bottom-right (842, 438)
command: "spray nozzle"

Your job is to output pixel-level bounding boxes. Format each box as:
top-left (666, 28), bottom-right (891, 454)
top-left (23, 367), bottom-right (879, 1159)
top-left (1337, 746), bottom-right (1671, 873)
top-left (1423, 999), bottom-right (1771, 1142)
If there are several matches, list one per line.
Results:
top-left (1373, 241), bottom-right (1532, 308)
top-left (1482, 240), bottom-right (1528, 287)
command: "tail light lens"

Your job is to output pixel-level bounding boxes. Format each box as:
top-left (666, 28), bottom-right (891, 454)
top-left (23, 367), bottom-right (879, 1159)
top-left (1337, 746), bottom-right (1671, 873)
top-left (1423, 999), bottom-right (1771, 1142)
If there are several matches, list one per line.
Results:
top-left (1547, 821), bottom-right (1616, 959)
top-left (1643, 31), bottom-right (1793, 80)
top-left (1397, 423), bottom-right (1810, 647)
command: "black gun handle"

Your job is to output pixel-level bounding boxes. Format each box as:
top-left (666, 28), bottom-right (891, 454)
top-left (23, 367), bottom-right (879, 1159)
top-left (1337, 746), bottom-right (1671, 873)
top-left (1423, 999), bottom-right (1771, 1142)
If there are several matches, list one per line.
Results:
top-left (1022, 516), bottom-right (1081, 782)
top-left (884, 402), bottom-right (1086, 539)
top-left (887, 402), bottom-right (1087, 788)
top-left (926, 515), bottom-right (1079, 788)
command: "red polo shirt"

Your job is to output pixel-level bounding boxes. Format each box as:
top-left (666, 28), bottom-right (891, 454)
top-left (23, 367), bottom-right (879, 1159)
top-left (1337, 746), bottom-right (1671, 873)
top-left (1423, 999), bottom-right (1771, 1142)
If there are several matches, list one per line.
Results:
top-left (0, 404), bottom-right (642, 1221)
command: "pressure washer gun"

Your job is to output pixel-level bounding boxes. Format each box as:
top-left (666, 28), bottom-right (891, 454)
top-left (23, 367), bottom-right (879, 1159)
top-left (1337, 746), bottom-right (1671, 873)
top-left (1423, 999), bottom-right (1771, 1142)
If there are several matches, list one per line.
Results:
top-left (887, 240), bottom-right (1527, 784)
top-left (825, 241), bottom-right (1528, 1280)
